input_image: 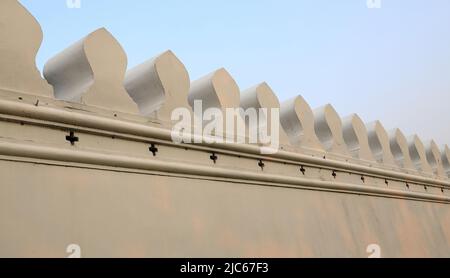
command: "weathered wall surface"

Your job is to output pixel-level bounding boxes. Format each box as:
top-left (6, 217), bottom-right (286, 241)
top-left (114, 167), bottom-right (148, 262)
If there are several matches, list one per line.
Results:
top-left (0, 160), bottom-right (449, 258)
top-left (0, 0), bottom-right (449, 258)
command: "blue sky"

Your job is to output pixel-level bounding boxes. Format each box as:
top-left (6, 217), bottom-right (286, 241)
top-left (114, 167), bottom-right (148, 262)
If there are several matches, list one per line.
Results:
top-left (20, 0), bottom-right (450, 145)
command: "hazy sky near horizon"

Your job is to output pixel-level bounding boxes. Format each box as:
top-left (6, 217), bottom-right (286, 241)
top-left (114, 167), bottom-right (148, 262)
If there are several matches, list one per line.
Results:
top-left (20, 0), bottom-right (450, 146)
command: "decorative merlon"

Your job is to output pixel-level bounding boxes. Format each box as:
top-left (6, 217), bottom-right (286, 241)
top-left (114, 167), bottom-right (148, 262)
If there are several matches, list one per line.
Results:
top-left (407, 135), bottom-right (434, 175)
top-left (188, 68), bottom-right (240, 110)
top-left (0, 0), bottom-right (53, 96)
top-left (425, 140), bottom-right (447, 178)
top-left (124, 50), bottom-right (191, 121)
top-left (313, 104), bottom-right (351, 156)
top-left (280, 96), bottom-right (324, 151)
top-left (388, 129), bottom-right (415, 170)
top-left (341, 114), bottom-right (375, 162)
top-left (366, 121), bottom-right (396, 166)
top-left (43, 28), bottom-right (139, 114)
top-left (188, 68), bottom-right (244, 140)
top-left (240, 82), bottom-right (290, 146)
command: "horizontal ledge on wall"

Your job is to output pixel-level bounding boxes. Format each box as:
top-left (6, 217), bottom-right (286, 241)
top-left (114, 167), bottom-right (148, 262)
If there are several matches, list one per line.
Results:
top-left (0, 140), bottom-right (449, 204)
top-left (0, 97), bottom-right (449, 189)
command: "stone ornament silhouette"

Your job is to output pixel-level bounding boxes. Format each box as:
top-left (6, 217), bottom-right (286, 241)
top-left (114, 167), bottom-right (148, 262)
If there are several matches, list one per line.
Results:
top-left (280, 96), bottom-right (324, 151)
top-left (44, 28), bottom-right (139, 114)
top-left (240, 82), bottom-right (290, 146)
top-left (388, 129), bottom-right (416, 170)
top-left (125, 50), bottom-right (191, 121)
top-left (188, 68), bottom-right (244, 139)
top-left (407, 135), bottom-right (434, 175)
top-left (342, 114), bottom-right (375, 162)
top-left (313, 104), bottom-right (351, 156)
top-left (365, 121), bottom-right (396, 166)
top-left (425, 140), bottom-right (447, 178)
top-left (0, 0), bottom-right (53, 96)
top-left (188, 68), bottom-right (240, 110)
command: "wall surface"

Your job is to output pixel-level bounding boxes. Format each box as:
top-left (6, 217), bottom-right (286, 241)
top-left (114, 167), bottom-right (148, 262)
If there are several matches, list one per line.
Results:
top-left (0, 0), bottom-right (449, 258)
top-left (1, 159), bottom-right (449, 258)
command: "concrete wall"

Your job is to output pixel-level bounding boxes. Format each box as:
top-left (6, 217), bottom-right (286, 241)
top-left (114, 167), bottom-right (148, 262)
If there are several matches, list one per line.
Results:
top-left (0, 160), bottom-right (449, 258)
top-left (0, 0), bottom-right (449, 258)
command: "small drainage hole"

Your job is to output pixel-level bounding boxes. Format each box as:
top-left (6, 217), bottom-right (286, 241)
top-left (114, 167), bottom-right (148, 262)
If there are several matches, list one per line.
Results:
top-left (258, 160), bottom-right (265, 170)
top-left (300, 166), bottom-right (306, 175)
top-left (332, 171), bottom-right (337, 179)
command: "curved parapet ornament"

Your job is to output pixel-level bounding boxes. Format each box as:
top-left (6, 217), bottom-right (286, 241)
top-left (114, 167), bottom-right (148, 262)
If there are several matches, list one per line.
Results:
top-left (341, 114), bottom-right (375, 161)
top-left (365, 121), bottom-right (396, 166)
top-left (188, 68), bottom-right (242, 140)
top-left (406, 135), bottom-right (434, 175)
top-left (425, 140), bottom-right (446, 178)
top-left (313, 104), bottom-right (351, 156)
top-left (388, 129), bottom-right (415, 170)
top-left (188, 68), bottom-right (240, 109)
top-left (124, 50), bottom-right (191, 121)
top-left (0, 0), bottom-right (53, 96)
top-left (442, 145), bottom-right (450, 178)
top-left (44, 28), bottom-right (139, 114)
top-left (240, 82), bottom-right (290, 146)
top-left (280, 96), bottom-right (323, 151)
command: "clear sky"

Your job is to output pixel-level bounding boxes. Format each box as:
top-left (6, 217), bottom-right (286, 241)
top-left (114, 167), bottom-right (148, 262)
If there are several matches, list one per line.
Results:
top-left (20, 0), bottom-right (450, 146)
